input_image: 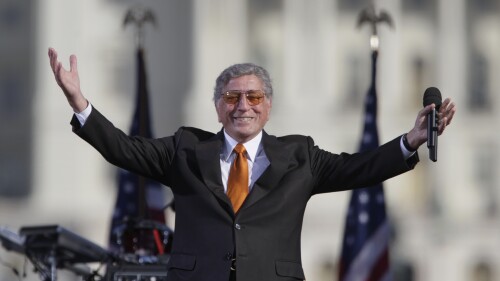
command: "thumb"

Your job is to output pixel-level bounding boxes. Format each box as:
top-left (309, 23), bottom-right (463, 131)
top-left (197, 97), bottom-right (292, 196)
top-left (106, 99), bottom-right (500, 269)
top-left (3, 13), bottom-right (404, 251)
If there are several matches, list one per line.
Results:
top-left (420, 103), bottom-right (435, 117)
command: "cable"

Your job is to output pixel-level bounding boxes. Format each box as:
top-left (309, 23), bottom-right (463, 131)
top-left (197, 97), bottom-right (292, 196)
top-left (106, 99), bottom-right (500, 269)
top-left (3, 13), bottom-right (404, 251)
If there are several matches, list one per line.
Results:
top-left (0, 255), bottom-right (22, 281)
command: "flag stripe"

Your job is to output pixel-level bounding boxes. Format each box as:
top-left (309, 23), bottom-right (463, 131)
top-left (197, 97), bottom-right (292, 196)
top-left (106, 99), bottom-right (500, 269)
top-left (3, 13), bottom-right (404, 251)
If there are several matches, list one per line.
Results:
top-left (366, 248), bottom-right (390, 281)
top-left (342, 221), bottom-right (390, 281)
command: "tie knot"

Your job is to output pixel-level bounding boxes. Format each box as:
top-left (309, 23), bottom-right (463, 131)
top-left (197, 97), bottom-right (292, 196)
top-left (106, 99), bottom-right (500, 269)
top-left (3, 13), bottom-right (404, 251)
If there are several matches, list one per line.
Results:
top-left (234, 143), bottom-right (246, 155)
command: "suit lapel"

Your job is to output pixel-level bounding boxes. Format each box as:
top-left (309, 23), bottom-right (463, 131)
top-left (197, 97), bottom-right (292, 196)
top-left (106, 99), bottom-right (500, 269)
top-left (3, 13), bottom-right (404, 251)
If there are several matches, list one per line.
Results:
top-left (195, 131), bottom-right (233, 213)
top-left (241, 131), bottom-right (290, 211)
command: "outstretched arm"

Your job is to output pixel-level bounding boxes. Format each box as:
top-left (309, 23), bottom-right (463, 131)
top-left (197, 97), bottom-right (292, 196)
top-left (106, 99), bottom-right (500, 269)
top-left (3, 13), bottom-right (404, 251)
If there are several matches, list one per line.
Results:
top-left (405, 97), bottom-right (457, 150)
top-left (48, 47), bottom-right (88, 113)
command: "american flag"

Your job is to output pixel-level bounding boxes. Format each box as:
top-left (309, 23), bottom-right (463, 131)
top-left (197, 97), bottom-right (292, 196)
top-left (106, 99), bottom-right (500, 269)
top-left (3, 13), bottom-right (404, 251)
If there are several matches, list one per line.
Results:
top-left (108, 48), bottom-right (167, 254)
top-left (338, 51), bottom-right (392, 281)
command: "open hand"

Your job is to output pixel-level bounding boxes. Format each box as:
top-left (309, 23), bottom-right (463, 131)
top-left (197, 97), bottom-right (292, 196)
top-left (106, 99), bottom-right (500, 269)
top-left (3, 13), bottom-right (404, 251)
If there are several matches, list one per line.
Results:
top-left (48, 48), bottom-right (88, 112)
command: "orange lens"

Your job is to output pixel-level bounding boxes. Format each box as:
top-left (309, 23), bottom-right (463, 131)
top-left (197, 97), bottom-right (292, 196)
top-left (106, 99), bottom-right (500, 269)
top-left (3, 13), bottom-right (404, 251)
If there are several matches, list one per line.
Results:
top-left (245, 92), bottom-right (265, 105)
top-left (222, 92), bottom-right (240, 104)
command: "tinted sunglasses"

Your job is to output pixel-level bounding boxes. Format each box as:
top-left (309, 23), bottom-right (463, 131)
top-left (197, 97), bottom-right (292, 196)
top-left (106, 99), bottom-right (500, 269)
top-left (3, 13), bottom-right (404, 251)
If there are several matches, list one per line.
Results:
top-left (220, 90), bottom-right (266, 106)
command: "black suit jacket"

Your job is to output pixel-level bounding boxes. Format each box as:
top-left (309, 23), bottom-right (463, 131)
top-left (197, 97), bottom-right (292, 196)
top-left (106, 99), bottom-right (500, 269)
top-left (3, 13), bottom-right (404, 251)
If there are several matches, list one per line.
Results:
top-left (71, 107), bottom-right (418, 281)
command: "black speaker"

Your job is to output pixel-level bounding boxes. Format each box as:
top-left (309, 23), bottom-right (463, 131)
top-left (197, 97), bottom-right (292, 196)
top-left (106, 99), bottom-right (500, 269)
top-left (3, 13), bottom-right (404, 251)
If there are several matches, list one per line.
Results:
top-left (106, 264), bottom-right (168, 281)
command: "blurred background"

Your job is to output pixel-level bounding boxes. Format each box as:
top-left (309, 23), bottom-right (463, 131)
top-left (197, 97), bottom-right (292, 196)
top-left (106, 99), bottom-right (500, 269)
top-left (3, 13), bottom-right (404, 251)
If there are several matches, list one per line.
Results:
top-left (0, 0), bottom-right (499, 280)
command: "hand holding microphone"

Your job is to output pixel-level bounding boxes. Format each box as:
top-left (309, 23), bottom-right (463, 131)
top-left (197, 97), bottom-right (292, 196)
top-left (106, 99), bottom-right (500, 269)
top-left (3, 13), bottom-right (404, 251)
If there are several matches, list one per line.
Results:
top-left (405, 88), bottom-right (457, 162)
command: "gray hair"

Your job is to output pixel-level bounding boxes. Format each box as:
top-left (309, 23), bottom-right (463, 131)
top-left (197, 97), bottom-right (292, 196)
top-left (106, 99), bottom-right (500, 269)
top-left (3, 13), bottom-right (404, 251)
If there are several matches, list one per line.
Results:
top-left (213, 63), bottom-right (273, 104)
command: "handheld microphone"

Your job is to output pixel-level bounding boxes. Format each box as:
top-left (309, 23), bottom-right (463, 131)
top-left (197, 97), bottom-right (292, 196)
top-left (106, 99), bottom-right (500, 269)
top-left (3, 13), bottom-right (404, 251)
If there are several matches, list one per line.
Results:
top-left (423, 87), bottom-right (442, 162)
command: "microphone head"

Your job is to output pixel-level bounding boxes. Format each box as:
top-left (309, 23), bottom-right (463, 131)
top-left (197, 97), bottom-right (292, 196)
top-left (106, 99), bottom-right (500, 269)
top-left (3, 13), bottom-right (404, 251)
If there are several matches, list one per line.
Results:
top-left (423, 87), bottom-right (442, 108)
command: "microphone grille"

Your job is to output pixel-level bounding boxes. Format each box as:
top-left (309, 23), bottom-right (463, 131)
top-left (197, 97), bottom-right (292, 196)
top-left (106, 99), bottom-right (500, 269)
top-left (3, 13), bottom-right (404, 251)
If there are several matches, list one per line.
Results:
top-left (423, 87), bottom-right (442, 107)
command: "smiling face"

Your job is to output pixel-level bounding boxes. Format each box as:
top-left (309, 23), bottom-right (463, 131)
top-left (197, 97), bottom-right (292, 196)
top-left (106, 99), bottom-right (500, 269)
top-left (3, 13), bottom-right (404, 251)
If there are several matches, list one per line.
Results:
top-left (215, 74), bottom-right (272, 143)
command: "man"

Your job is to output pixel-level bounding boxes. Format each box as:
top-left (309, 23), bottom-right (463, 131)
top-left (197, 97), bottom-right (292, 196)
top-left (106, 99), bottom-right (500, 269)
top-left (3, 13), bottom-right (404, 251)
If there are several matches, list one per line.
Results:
top-left (48, 48), bottom-right (455, 281)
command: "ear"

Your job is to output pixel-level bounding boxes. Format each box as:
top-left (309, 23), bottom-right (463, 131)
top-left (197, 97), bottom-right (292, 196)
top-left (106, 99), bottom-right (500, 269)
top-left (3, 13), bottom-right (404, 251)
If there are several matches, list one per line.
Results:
top-left (266, 97), bottom-right (272, 120)
top-left (215, 102), bottom-right (223, 123)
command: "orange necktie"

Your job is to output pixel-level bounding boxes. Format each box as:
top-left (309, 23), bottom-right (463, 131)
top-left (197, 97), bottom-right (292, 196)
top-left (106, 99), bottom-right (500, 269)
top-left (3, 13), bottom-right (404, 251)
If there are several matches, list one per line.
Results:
top-left (227, 143), bottom-right (249, 213)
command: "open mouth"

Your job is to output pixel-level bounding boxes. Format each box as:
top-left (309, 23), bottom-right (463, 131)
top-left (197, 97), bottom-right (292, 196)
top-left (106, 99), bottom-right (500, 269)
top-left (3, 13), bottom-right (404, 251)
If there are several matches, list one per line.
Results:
top-left (233, 117), bottom-right (254, 122)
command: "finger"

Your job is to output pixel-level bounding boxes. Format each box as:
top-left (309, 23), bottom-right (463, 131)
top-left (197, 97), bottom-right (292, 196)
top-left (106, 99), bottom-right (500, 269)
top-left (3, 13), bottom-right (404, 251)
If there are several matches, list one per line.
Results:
top-left (48, 47), bottom-right (54, 60)
top-left (55, 62), bottom-right (63, 82)
top-left (444, 98), bottom-right (453, 109)
top-left (440, 98), bottom-right (451, 111)
top-left (438, 117), bottom-right (448, 135)
top-left (69, 54), bottom-right (78, 73)
top-left (439, 101), bottom-right (456, 122)
top-left (445, 103), bottom-right (456, 125)
top-left (438, 99), bottom-right (453, 119)
top-left (48, 47), bottom-right (56, 58)
top-left (49, 48), bottom-right (58, 74)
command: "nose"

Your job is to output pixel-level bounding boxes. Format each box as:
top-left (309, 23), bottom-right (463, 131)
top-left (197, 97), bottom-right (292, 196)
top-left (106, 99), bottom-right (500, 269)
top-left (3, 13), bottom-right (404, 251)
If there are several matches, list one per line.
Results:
top-left (236, 94), bottom-right (251, 110)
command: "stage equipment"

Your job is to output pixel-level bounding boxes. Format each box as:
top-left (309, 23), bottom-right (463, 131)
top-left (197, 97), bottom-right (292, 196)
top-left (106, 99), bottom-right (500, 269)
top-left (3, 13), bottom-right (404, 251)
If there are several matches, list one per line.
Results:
top-left (106, 263), bottom-right (168, 281)
top-left (113, 218), bottom-right (173, 257)
top-left (0, 226), bottom-right (25, 254)
top-left (19, 225), bottom-right (112, 281)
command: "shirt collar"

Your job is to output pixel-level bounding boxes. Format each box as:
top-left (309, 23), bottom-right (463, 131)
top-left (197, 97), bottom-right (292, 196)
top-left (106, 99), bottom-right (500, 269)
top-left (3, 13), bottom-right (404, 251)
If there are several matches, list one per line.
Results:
top-left (222, 130), bottom-right (263, 162)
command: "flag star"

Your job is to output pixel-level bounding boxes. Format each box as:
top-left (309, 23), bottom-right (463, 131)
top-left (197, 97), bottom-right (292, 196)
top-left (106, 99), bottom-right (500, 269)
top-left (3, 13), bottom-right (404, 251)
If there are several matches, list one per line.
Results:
top-left (358, 192), bottom-right (370, 204)
top-left (363, 133), bottom-right (372, 144)
top-left (124, 182), bottom-right (135, 193)
top-left (358, 212), bottom-right (369, 224)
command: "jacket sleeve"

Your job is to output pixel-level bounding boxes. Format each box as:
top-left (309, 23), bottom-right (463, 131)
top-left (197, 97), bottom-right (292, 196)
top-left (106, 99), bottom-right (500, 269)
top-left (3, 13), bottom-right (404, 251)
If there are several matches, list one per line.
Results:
top-left (70, 107), bottom-right (177, 185)
top-left (310, 135), bottom-right (419, 195)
